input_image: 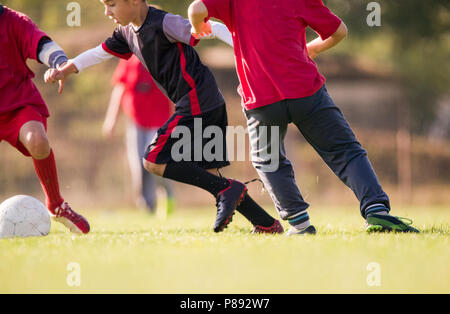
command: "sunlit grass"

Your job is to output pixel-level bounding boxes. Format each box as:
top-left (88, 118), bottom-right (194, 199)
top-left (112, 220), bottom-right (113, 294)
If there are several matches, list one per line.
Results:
top-left (0, 206), bottom-right (448, 294)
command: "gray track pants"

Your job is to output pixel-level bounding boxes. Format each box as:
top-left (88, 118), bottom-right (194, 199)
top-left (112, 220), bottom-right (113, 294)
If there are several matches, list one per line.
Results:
top-left (245, 86), bottom-right (390, 220)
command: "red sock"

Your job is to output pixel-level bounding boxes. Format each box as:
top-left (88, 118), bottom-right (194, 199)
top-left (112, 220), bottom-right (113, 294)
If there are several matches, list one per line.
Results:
top-left (32, 150), bottom-right (64, 214)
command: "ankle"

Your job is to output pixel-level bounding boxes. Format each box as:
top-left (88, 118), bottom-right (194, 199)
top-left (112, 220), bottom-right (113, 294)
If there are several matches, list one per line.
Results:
top-left (48, 199), bottom-right (64, 214)
top-left (288, 211), bottom-right (310, 230)
top-left (365, 203), bottom-right (390, 218)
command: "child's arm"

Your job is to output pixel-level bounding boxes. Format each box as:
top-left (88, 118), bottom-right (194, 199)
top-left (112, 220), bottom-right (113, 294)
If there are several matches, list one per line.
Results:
top-left (188, 0), bottom-right (210, 36)
top-left (102, 84), bottom-right (125, 138)
top-left (45, 26), bottom-right (132, 93)
top-left (301, 0), bottom-right (347, 59)
top-left (195, 21), bottom-right (233, 47)
top-left (37, 38), bottom-right (69, 69)
top-left (306, 22), bottom-right (348, 59)
top-left (162, 13), bottom-right (232, 47)
top-left (71, 45), bottom-right (115, 72)
top-left (44, 45), bottom-right (114, 93)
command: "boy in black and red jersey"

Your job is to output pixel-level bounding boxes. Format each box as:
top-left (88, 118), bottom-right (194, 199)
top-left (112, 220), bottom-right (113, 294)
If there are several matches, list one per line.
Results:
top-left (46, 0), bottom-right (283, 234)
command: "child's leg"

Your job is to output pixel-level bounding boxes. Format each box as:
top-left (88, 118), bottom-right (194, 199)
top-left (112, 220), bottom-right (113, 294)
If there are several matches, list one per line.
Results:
top-left (245, 103), bottom-right (311, 231)
top-left (288, 86), bottom-right (390, 218)
top-left (145, 160), bottom-right (244, 232)
top-left (19, 121), bottom-right (64, 213)
top-left (145, 160), bottom-right (277, 229)
top-left (236, 193), bottom-right (276, 228)
top-left (126, 121), bottom-right (146, 208)
top-left (9, 107), bottom-right (89, 234)
top-left (143, 161), bottom-right (230, 197)
top-left (137, 125), bottom-right (158, 211)
top-left (157, 176), bottom-right (176, 214)
top-left (144, 106), bottom-right (265, 232)
top-left (205, 169), bottom-right (276, 228)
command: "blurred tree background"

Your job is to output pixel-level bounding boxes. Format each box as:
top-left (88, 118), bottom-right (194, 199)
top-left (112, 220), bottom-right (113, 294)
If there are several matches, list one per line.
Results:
top-left (0, 0), bottom-right (449, 210)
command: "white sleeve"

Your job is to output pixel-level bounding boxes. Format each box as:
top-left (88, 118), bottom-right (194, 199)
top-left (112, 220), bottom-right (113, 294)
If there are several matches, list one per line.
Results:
top-left (70, 44), bottom-right (114, 72)
top-left (206, 21), bottom-right (234, 47)
top-left (211, 22), bottom-right (233, 47)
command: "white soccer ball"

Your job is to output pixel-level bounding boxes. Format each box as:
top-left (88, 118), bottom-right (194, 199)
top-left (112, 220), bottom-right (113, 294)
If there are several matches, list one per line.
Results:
top-left (0, 195), bottom-right (51, 238)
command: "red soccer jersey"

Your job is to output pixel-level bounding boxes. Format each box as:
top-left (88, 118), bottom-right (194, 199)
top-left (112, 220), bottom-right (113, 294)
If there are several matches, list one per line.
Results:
top-left (202, 0), bottom-right (342, 110)
top-left (0, 6), bottom-right (49, 116)
top-left (112, 56), bottom-right (173, 128)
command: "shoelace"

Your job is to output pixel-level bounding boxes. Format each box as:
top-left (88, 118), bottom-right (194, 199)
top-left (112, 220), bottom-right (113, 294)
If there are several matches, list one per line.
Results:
top-left (395, 216), bottom-right (414, 225)
top-left (56, 203), bottom-right (80, 222)
top-left (216, 168), bottom-right (266, 194)
top-left (243, 178), bottom-right (265, 194)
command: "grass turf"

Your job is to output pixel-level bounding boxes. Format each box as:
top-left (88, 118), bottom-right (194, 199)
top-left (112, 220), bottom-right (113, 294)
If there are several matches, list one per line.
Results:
top-left (0, 206), bottom-right (448, 293)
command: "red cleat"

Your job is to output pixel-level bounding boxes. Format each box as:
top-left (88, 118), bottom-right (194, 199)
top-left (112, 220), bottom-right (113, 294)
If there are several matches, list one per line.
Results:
top-left (51, 202), bottom-right (90, 234)
top-left (252, 219), bottom-right (284, 234)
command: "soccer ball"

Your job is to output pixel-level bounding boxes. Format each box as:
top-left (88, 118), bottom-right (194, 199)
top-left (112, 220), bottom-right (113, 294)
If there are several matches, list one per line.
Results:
top-left (0, 195), bottom-right (51, 238)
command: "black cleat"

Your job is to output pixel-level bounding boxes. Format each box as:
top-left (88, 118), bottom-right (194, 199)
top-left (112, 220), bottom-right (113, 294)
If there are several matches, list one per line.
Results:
top-left (214, 179), bottom-right (247, 233)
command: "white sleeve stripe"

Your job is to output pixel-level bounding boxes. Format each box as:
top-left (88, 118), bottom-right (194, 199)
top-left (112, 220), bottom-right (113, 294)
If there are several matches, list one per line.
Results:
top-left (71, 44), bottom-right (114, 72)
top-left (38, 41), bottom-right (67, 67)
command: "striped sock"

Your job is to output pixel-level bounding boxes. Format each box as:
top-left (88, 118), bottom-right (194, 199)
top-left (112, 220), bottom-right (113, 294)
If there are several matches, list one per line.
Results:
top-left (288, 210), bottom-right (310, 230)
top-left (365, 203), bottom-right (389, 218)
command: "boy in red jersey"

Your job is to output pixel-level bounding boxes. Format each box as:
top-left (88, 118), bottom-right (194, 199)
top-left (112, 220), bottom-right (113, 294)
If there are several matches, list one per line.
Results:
top-left (0, 5), bottom-right (90, 234)
top-left (189, 0), bottom-right (419, 234)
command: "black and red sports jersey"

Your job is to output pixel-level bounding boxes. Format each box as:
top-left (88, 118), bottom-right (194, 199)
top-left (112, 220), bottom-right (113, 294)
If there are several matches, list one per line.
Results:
top-left (102, 6), bottom-right (225, 117)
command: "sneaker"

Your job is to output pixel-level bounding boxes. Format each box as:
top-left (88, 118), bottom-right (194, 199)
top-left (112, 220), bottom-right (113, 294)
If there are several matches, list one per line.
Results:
top-left (366, 214), bottom-right (420, 233)
top-left (252, 219), bottom-right (284, 234)
top-left (214, 179), bottom-right (247, 233)
top-left (286, 225), bottom-right (317, 236)
top-left (52, 202), bottom-right (90, 234)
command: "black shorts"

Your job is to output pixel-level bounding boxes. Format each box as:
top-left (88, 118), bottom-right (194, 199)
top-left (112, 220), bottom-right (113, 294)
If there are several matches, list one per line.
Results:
top-left (144, 105), bottom-right (230, 170)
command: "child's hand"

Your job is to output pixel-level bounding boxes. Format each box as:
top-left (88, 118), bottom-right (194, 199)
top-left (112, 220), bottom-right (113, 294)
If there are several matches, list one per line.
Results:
top-left (44, 68), bottom-right (66, 94)
top-left (191, 21), bottom-right (212, 39)
top-left (307, 46), bottom-right (319, 60)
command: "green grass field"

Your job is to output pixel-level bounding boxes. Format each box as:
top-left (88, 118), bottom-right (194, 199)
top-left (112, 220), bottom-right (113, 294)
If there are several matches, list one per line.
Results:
top-left (1, 205), bottom-right (449, 294)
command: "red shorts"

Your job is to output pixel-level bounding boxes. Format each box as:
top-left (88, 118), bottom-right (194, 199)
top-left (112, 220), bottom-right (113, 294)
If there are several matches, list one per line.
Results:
top-left (0, 106), bottom-right (47, 156)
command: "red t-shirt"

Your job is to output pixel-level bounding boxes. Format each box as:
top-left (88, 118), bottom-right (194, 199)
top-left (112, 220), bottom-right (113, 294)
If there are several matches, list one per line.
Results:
top-left (112, 56), bottom-right (173, 128)
top-left (202, 0), bottom-right (342, 110)
top-left (0, 6), bottom-right (49, 116)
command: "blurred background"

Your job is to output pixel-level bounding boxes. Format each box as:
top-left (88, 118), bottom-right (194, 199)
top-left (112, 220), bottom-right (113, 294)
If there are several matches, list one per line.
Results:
top-left (0, 0), bottom-right (449, 212)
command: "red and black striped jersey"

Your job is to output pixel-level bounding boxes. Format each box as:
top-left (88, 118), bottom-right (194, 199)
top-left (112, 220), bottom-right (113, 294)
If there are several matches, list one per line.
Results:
top-left (102, 6), bottom-right (225, 117)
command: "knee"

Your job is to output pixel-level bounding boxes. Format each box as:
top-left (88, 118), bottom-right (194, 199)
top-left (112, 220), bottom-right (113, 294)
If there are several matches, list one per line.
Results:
top-left (23, 132), bottom-right (51, 159)
top-left (143, 160), bottom-right (165, 176)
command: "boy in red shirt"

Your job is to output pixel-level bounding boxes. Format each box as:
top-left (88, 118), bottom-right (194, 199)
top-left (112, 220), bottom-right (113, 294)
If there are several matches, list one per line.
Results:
top-left (104, 55), bottom-right (175, 214)
top-left (189, 0), bottom-right (419, 234)
top-left (0, 5), bottom-right (90, 234)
